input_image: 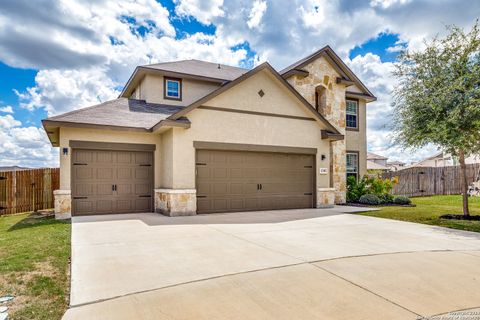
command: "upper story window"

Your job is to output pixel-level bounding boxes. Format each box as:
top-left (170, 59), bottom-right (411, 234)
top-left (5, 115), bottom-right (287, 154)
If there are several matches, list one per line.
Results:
top-left (346, 99), bottom-right (358, 130)
top-left (164, 77), bottom-right (182, 100)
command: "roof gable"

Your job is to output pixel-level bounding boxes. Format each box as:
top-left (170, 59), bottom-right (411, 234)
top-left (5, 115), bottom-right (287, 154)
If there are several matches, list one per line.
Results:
top-left (280, 46), bottom-right (376, 101)
top-left (166, 62), bottom-right (341, 134)
top-left (120, 60), bottom-right (248, 98)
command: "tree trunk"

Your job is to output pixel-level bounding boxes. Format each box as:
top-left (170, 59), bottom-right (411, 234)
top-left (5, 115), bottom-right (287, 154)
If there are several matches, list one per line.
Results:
top-left (459, 150), bottom-right (470, 217)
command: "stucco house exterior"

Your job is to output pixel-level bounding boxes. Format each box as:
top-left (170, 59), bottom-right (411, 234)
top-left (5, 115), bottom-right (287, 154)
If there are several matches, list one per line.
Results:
top-left (43, 46), bottom-right (376, 219)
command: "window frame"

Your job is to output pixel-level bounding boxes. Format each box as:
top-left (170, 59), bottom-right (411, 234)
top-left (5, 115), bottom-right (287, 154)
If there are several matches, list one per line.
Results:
top-left (163, 77), bottom-right (182, 101)
top-left (345, 98), bottom-right (359, 131)
top-left (346, 151), bottom-right (359, 180)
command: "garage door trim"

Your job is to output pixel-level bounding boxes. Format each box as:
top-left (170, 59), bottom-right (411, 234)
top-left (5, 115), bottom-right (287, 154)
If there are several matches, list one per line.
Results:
top-left (195, 148), bottom-right (316, 214)
top-left (71, 146), bottom-right (154, 216)
top-left (193, 141), bottom-right (317, 155)
top-left (70, 140), bottom-right (156, 152)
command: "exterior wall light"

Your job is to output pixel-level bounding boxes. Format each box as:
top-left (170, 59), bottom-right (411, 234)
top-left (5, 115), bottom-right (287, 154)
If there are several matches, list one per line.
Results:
top-left (63, 147), bottom-right (69, 156)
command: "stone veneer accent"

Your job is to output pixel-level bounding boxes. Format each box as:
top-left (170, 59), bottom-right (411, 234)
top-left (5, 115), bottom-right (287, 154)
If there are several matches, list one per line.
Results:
top-left (54, 190), bottom-right (71, 220)
top-left (286, 55), bottom-right (347, 203)
top-left (317, 188), bottom-right (336, 208)
top-left (154, 189), bottom-right (197, 216)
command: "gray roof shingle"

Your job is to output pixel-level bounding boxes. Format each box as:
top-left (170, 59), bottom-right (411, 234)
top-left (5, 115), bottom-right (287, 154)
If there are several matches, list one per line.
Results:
top-left (142, 59), bottom-right (248, 81)
top-left (46, 98), bottom-right (184, 130)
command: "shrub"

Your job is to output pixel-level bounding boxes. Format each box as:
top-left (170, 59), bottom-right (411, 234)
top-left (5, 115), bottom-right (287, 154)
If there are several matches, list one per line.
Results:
top-left (347, 176), bottom-right (367, 202)
top-left (393, 196), bottom-right (411, 205)
top-left (366, 176), bottom-right (396, 195)
top-left (378, 193), bottom-right (394, 204)
top-left (358, 194), bottom-right (381, 205)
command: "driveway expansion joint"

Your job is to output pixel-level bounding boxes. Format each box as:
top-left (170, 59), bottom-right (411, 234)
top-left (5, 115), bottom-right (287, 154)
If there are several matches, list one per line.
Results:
top-left (311, 263), bottom-right (421, 317)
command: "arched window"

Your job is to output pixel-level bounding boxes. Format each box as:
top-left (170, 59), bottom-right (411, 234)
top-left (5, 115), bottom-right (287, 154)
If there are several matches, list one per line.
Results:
top-left (315, 85), bottom-right (327, 114)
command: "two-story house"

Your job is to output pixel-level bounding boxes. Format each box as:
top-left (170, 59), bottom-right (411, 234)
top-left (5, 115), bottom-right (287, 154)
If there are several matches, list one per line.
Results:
top-left (43, 46), bottom-right (376, 219)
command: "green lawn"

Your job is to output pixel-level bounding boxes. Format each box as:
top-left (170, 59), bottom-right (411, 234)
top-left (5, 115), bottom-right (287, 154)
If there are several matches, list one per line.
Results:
top-left (0, 213), bottom-right (71, 320)
top-left (357, 195), bottom-right (480, 233)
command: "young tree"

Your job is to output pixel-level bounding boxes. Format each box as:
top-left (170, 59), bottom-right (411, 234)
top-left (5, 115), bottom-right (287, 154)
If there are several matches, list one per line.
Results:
top-left (392, 21), bottom-right (480, 216)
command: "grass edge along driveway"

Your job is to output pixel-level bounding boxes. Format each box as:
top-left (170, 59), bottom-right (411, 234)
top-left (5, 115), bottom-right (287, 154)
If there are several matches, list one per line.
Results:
top-left (356, 195), bottom-right (480, 233)
top-left (0, 213), bottom-right (71, 320)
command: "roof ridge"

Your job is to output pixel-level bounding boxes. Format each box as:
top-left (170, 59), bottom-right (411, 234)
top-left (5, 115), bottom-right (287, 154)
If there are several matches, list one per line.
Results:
top-left (143, 58), bottom-right (248, 70)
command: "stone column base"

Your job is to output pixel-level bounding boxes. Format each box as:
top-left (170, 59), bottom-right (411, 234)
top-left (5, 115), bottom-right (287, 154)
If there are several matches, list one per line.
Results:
top-left (334, 191), bottom-right (346, 204)
top-left (54, 190), bottom-right (71, 220)
top-left (317, 188), bottom-right (336, 208)
top-left (154, 189), bottom-right (196, 216)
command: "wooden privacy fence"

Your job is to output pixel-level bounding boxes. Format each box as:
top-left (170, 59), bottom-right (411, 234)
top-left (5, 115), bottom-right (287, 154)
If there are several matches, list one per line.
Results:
top-left (382, 163), bottom-right (480, 197)
top-left (0, 168), bottom-right (59, 215)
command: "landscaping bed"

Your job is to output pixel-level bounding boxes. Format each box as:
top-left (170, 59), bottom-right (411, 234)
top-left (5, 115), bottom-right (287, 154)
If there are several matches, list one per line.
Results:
top-left (0, 213), bottom-right (71, 320)
top-left (354, 195), bottom-right (480, 233)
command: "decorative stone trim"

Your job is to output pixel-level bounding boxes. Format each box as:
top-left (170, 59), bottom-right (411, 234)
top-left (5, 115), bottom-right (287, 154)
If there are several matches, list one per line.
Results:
top-left (154, 189), bottom-right (197, 216)
top-left (54, 190), bottom-right (71, 220)
top-left (317, 187), bottom-right (336, 208)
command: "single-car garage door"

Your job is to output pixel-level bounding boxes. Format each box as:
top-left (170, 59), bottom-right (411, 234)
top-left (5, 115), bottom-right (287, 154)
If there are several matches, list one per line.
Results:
top-left (72, 149), bottom-right (153, 215)
top-left (196, 150), bottom-right (315, 214)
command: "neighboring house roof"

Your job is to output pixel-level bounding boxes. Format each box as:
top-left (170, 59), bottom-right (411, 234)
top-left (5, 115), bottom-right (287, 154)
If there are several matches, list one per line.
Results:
top-left (0, 166), bottom-right (31, 172)
top-left (280, 45), bottom-right (376, 101)
top-left (167, 62), bottom-right (342, 135)
top-left (367, 152), bottom-right (388, 160)
top-left (387, 161), bottom-right (406, 166)
top-left (120, 60), bottom-right (248, 98)
top-left (367, 160), bottom-right (389, 171)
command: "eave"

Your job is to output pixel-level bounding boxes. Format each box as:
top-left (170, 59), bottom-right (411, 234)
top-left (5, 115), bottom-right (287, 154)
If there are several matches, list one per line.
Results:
top-left (42, 118), bottom-right (191, 147)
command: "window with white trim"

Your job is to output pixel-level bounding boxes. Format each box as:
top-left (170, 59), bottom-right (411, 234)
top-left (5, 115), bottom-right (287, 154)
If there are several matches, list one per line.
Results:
top-left (346, 100), bottom-right (358, 129)
top-left (164, 77), bottom-right (181, 100)
top-left (346, 152), bottom-right (359, 179)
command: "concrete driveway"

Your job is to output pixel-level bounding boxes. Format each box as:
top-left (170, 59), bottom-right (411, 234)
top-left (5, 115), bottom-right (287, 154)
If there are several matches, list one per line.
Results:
top-left (64, 207), bottom-right (480, 319)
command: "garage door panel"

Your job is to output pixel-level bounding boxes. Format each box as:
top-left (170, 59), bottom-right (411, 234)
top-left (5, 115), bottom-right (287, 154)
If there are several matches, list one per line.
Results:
top-left (96, 184), bottom-right (114, 195)
top-left (117, 152), bottom-right (133, 163)
top-left (196, 149), bottom-right (314, 214)
top-left (96, 151), bottom-right (115, 163)
top-left (213, 168), bottom-right (227, 179)
top-left (96, 200), bottom-right (114, 213)
top-left (74, 150), bottom-right (93, 163)
top-left (197, 182), bottom-right (210, 195)
top-left (135, 183), bottom-right (150, 195)
top-left (72, 149), bottom-right (152, 215)
top-left (75, 200), bottom-right (95, 215)
top-left (97, 167), bottom-right (114, 180)
top-left (135, 167), bottom-right (150, 179)
top-left (117, 167), bottom-right (132, 179)
top-left (74, 167), bottom-right (93, 180)
top-left (74, 184), bottom-right (94, 196)
top-left (135, 198), bottom-right (151, 211)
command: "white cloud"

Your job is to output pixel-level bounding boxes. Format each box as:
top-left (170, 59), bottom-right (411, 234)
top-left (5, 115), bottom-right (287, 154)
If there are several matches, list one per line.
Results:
top-left (0, 114), bottom-right (21, 129)
top-left (0, 114), bottom-right (57, 167)
top-left (247, 0), bottom-right (268, 29)
top-left (0, 105), bottom-right (14, 113)
top-left (174, 0), bottom-right (224, 25)
top-left (16, 68), bottom-right (120, 117)
top-left (346, 53), bottom-right (441, 163)
top-left (370, 0), bottom-right (412, 9)
top-left (2, 0), bottom-right (479, 167)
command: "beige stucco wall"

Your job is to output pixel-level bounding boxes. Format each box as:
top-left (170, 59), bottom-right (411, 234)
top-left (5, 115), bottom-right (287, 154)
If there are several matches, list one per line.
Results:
top-left (58, 127), bottom-right (162, 190)
top-left (345, 99), bottom-right (367, 177)
top-left (167, 69), bottom-right (332, 191)
top-left (137, 74), bottom-right (220, 106)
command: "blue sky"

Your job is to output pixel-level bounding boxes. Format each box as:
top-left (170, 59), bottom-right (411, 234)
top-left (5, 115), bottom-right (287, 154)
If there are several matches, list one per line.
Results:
top-left (0, 0), bottom-right (478, 167)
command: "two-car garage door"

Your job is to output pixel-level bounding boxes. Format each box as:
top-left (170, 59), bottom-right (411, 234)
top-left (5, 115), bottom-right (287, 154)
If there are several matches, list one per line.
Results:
top-left (196, 149), bottom-right (315, 214)
top-left (71, 149), bottom-right (153, 215)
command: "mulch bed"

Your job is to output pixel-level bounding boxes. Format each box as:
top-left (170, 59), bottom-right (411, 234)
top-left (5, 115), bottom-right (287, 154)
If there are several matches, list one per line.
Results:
top-left (440, 214), bottom-right (480, 221)
top-left (343, 203), bottom-right (416, 208)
